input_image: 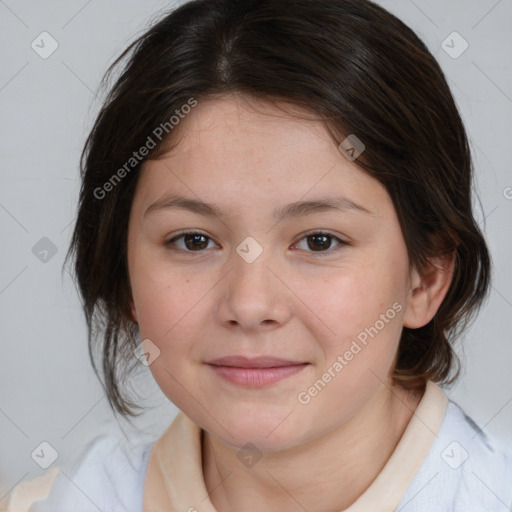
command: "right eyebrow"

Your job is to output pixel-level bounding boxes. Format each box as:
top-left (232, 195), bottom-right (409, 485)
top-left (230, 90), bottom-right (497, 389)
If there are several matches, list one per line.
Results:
top-left (144, 195), bottom-right (222, 218)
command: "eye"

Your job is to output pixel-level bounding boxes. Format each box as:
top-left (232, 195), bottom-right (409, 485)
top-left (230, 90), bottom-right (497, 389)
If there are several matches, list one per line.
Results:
top-left (292, 231), bottom-right (347, 255)
top-left (165, 231), bottom-right (218, 252)
top-left (164, 230), bottom-right (348, 255)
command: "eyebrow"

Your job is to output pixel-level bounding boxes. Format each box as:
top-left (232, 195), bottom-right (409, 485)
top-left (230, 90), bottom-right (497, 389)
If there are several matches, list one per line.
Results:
top-left (144, 194), bottom-right (376, 221)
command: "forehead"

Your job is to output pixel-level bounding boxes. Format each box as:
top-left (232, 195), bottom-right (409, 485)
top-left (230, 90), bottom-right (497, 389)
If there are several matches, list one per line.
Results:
top-left (136, 94), bottom-right (392, 219)
top-left (167, 94), bottom-right (336, 156)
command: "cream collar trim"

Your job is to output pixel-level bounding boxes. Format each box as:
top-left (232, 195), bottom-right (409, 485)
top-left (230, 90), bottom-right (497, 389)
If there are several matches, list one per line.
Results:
top-left (143, 381), bottom-right (448, 512)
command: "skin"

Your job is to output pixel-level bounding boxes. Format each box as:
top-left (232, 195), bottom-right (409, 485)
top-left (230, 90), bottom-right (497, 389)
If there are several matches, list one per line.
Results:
top-left (127, 93), bottom-right (454, 511)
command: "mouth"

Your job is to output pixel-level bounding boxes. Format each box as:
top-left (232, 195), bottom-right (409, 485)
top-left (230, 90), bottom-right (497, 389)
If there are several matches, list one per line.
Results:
top-left (205, 356), bottom-right (309, 388)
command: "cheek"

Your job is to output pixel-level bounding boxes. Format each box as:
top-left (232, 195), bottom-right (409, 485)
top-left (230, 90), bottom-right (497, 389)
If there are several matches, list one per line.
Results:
top-left (293, 263), bottom-right (407, 417)
top-left (130, 255), bottom-right (208, 345)
top-left (295, 255), bottom-right (407, 373)
top-left (303, 263), bottom-right (405, 336)
top-left (129, 262), bottom-right (211, 408)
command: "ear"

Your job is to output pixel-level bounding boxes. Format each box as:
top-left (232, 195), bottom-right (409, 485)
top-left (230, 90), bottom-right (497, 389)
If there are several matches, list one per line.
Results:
top-left (403, 252), bottom-right (455, 329)
top-left (130, 300), bottom-right (138, 323)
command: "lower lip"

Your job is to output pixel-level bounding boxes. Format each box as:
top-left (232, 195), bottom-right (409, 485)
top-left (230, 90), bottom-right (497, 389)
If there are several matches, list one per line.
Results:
top-left (207, 363), bottom-right (309, 388)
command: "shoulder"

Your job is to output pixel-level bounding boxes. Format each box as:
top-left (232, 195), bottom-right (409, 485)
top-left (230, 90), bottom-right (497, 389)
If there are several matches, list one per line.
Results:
top-left (398, 399), bottom-right (512, 511)
top-left (5, 433), bottom-right (154, 512)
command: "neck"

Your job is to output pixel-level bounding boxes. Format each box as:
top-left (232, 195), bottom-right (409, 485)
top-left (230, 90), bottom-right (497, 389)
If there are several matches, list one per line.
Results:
top-left (201, 382), bottom-right (424, 512)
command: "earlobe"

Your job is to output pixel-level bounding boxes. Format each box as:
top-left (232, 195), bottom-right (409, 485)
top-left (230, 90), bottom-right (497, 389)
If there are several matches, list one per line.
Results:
top-left (403, 252), bottom-right (455, 329)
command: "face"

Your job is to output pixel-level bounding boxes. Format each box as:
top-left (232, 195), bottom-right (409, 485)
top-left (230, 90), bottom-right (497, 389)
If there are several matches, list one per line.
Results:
top-left (127, 95), bottom-right (415, 452)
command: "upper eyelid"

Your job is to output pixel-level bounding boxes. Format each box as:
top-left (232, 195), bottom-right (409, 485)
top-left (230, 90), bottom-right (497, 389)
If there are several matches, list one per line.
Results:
top-left (296, 229), bottom-right (345, 240)
top-left (165, 230), bottom-right (219, 250)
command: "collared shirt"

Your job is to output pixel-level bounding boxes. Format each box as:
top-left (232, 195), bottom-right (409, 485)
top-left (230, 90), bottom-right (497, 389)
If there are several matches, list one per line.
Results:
top-left (5, 381), bottom-right (512, 512)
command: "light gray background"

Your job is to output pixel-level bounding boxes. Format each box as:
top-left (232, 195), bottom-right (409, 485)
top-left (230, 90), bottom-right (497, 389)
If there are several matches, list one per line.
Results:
top-left (1, 0), bottom-right (511, 503)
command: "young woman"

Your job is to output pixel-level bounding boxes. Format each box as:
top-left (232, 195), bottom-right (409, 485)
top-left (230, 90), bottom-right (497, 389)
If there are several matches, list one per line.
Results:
top-left (6, 0), bottom-right (511, 510)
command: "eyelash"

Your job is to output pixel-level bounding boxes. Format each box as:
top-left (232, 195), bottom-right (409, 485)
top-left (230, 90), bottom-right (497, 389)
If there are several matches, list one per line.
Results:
top-left (164, 230), bottom-right (348, 257)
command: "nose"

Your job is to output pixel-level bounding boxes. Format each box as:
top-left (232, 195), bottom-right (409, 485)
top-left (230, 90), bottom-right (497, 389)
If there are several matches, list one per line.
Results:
top-left (216, 242), bottom-right (293, 332)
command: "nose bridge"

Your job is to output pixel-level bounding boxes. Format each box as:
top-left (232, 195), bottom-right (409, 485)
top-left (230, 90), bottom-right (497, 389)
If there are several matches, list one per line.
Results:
top-left (231, 236), bottom-right (276, 300)
top-left (233, 247), bottom-right (271, 290)
top-left (218, 236), bottom-right (292, 329)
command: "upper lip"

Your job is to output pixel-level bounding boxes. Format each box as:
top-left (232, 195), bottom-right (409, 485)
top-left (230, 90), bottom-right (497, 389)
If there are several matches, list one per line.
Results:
top-left (206, 356), bottom-right (307, 368)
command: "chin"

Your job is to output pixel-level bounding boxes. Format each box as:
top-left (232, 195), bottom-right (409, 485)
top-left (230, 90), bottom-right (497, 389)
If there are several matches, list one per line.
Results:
top-left (205, 406), bottom-right (307, 452)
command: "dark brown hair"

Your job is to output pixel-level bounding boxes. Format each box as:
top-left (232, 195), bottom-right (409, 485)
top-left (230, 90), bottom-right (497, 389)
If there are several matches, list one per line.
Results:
top-left (66, 0), bottom-right (491, 419)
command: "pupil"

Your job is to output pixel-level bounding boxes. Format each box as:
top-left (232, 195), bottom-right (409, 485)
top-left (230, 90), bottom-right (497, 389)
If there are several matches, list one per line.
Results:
top-left (185, 234), bottom-right (207, 250)
top-left (308, 234), bottom-right (330, 251)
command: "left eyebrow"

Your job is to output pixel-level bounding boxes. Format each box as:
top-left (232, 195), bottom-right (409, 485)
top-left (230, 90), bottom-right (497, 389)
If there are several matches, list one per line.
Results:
top-left (144, 194), bottom-right (376, 220)
top-left (273, 197), bottom-right (376, 222)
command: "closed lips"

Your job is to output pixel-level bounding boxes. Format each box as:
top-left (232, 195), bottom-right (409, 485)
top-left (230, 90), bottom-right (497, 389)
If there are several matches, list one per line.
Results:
top-left (206, 357), bottom-right (310, 388)
top-left (206, 356), bottom-right (308, 368)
